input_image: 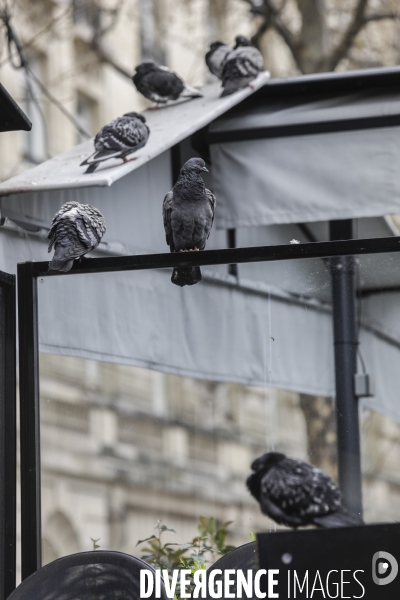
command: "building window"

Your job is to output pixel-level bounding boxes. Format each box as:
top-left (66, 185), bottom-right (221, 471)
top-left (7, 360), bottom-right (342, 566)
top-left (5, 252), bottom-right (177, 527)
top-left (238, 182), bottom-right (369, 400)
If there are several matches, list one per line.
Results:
top-left (21, 55), bottom-right (48, 164)
top-left (76, 92), bottom-right (96, 144)
top-left (139, 0), bottom-right (166, 64)
top-left (72, 0), bottom-right (101, 30)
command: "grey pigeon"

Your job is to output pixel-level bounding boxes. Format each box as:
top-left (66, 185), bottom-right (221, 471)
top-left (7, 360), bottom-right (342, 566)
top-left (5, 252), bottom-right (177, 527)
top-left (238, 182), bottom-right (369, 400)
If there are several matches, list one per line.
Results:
top-left (221, 35), bottom-right (263, 97)
top-left (48, 201), bottom-right (106, 273)
top-left (247, 452), bottom-right (364, 529)
top-left (162, 158), bottom-right (216, 287)
top-left (205, 41), bottom-right (231, 79)
top-left (133, 62), bottom-right (203, 106)
top-left (80, 112), bottom-right (149, 173)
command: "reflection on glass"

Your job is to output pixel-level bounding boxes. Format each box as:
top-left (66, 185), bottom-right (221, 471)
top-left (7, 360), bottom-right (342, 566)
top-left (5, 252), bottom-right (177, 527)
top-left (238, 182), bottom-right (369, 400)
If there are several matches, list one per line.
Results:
top-left (36, 253), bottom-right (400, 566)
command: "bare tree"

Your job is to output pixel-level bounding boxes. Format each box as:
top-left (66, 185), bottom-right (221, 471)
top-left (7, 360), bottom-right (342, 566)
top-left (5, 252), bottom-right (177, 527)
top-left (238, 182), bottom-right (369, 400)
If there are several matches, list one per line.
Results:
top-left (243, 0), bottom-right (399, 73)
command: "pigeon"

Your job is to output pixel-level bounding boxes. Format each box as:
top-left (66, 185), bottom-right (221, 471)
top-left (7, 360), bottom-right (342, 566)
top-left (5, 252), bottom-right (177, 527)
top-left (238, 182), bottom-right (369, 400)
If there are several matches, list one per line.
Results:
top-left (132, 62), bottom-right (203, 106)
top-left (80, 112), bottom-right (149, 174)
top-left (48, 201), bottom-right (106, 273)
top-left (205, 41), bottom-right (232, 79)
top-left (246, 452), bottom-right (364, 529)
top-left (162, 157), bottom-right (216, 287)
top-left (221, 35), bottom-right (263, 97)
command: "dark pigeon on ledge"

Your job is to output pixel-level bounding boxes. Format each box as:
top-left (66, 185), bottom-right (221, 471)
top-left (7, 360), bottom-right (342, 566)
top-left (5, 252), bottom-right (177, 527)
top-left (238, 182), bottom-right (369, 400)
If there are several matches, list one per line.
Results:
top-left (133, 62), bottom-right (203, 107)
top-left (162, 158), bottom-right (216, 287)
top-left (48, 201), bottom-right (106, 273)
top-left (247, 452), bottom-right (364, 529)
top-left (80, 112), bottom-right (149, 173)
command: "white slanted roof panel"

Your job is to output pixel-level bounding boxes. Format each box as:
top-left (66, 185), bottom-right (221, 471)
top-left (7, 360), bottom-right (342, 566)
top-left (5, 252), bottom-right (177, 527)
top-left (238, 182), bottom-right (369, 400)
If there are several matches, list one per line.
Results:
top-left (0, 73), bottom-right (270, 196)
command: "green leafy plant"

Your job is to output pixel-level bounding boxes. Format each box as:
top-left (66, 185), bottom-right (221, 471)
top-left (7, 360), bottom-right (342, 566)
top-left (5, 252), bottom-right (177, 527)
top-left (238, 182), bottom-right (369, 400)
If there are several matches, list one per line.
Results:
top-left (136, 517), bottom-right (237, 599)
top-left (90, 537), bottom-right (101, 550)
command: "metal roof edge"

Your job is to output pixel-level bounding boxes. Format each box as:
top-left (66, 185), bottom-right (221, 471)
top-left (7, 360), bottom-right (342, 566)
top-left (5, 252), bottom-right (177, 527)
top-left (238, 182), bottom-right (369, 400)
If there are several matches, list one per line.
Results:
top-left (0, 72), bottom-right (270, 197)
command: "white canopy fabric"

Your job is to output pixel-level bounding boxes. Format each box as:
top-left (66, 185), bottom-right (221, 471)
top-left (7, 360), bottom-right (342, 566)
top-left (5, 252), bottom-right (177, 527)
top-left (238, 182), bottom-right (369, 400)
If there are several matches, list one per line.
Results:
top-left (1, 67), bottom-right (400, 423)
top-left (210, 88), bottom-right (400, 228)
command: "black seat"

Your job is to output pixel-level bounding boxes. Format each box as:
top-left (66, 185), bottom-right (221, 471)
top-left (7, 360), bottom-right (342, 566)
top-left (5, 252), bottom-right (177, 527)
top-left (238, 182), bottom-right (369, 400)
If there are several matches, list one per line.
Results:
top-left (205, 542), bottom-right (258, 600)
top-left (8, 550), bottom-right (167, 600)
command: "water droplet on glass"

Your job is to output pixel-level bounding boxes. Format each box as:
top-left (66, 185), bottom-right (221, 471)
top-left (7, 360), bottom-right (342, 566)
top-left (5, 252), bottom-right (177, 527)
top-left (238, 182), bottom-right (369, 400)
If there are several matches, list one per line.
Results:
top-left (281, 553), bottom-right (292, 564)
top-left (40, 279), bottom-right (44, 284)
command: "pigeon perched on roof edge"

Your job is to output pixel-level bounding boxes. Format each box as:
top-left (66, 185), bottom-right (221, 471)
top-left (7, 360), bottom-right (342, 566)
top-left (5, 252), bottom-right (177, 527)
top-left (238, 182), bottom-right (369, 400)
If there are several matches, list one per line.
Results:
top-left (48, 201), bottom-right (106, 272)
top-left (221, 35), bottom-right (263, 97)
top-left (162, 158), bottom-right (216, 287)
top-left (205, 41), bottom-right (231, 80)
top-left (80, 112), bottom-right (149, 174)
top-left (247, 452), bottom-right (364, 529)
top-left (133, 62), bottom-right (203, 107)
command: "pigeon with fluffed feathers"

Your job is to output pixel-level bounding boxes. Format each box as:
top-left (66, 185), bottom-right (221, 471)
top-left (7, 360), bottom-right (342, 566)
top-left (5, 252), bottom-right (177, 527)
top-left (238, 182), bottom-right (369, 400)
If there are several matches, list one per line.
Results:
top-left (133, 62), bottom-right (203, 106)
top-left (205, 41), bottom-right (232, 79)
top-left (80, 112), bottom-right (149, 174)
top-left (221, 35), bottom-right (263, 96)
top-left (247, 452), bottom-right (364, 529)
top-left (48, 202), bottom-right (106, 273)
top-left (162, 158), bottom-right (216, 287)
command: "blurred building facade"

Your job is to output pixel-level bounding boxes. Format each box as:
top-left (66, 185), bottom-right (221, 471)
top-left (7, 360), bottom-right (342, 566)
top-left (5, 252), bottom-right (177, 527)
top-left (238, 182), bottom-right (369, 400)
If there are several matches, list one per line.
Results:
top-left (1, 0), bottom-right (400, 578)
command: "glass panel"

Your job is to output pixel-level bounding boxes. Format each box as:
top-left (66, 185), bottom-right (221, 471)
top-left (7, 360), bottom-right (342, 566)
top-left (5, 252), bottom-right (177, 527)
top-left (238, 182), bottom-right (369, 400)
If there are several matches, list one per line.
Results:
top-left (37, 251), bottom-right (400, 566)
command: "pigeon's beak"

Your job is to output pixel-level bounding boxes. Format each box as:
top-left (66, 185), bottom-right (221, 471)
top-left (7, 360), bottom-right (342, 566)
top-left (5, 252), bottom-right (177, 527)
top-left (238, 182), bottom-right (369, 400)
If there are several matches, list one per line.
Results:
top-left (201, 166), bottom-right (209, 172)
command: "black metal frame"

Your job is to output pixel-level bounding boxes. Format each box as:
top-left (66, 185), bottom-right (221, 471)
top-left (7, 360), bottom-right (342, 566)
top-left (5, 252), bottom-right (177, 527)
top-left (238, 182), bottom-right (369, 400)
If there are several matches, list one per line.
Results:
top-left (0, 271), bottom-right (16, 599)
top-left (17, 234), bottom-right (400, 580)
top-left (329, 220), bottom-right (362, 516)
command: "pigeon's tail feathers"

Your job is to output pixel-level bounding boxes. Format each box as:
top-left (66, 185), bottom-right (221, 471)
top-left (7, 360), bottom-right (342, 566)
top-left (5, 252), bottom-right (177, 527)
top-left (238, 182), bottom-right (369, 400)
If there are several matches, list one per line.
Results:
top-left (314, 510), bottom-right (365, 529)
top-left (221, 76), bottom-right (253, 97)
top-left (84, 162), bottom-right (99, 174)
top-left (80, 149), bottom-right (119, 172)
top-left (181, 84), bottom-right (203, 99)
top-left (171, 266), bottom-right (202, 287)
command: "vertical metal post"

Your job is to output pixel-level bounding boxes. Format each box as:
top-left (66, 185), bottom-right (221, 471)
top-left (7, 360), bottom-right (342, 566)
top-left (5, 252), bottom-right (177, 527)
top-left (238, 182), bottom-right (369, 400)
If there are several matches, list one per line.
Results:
top-left (329, 220), bottom-right (362, 517)
top-left (227, 229), bottom-right (238, 279)
top-left (17, 262), bottom-right (41, 579)
top-left (0, 271), bottom-right (16, 599)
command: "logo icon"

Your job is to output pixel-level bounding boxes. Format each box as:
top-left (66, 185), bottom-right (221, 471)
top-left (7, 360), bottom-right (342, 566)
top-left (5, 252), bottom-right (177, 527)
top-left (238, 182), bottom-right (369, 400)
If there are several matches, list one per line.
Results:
top-left (372, 551), bottom-right (398, 586)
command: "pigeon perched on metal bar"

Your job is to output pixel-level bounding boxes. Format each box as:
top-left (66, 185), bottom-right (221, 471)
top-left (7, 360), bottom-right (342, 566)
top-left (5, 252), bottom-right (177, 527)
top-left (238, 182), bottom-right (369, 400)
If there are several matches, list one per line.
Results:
top-left (48, 202), bottom-right (106, 273)
top-left (205, 41), bottom-right (232, 79)
top-left (162, 158), bottom-right (216, 287)
top-left (133, 62), bottom-right (203, 107)
top-left (221, 35), bottom-right (263, 97)
top-left (247, 452), bottom-right (364, 529)
top-left (80, 112), bottom-right (149, 173)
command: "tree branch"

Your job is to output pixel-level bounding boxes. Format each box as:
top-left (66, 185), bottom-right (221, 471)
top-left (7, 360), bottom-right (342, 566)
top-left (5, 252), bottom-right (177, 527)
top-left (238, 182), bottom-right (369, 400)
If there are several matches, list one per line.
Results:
top-left (327, 0), bottom-right (370, 71)
top-left (89, 0), bottom-right (132, 80)
top-left (362, 11), bottom-right (398, 24)
top-left (262, 0), bottom-right (303, 70)
top-left (90, 35), bottom-right (132, 79)
top-left (251, 16), bottom-right (271, 49)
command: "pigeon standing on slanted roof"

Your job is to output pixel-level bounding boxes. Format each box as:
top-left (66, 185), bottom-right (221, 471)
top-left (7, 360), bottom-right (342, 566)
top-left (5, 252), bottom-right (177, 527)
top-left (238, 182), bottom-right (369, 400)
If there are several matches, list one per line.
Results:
top-left (205, 41), bottom-right (232, 79)
top-left (80, 112), bottom-right (149, 174)
top-left (221, 35), bottom-right (263, 97)
top-left (247, 452), bottom-right (364, 529)
top-left (133, 62), bottom-right (203, 107)
top-left (162, 158), bottom-right (216, 287)
top-left (48, 201), bottom-right (106, 273)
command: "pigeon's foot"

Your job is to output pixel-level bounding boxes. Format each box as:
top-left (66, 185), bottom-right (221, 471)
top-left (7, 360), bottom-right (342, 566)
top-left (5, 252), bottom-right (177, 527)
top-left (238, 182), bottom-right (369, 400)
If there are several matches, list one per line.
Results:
top-left (148, 104), bottom-right (160, 111)
top-left (123, 156), bottom-right (137, 163)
